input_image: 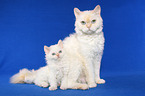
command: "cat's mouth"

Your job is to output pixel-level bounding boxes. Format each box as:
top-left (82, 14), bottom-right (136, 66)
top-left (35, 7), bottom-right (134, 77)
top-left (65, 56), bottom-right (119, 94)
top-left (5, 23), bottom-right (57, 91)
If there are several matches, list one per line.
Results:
top-left (81, 30), bottom-right (94, 35)
top-left (80, 27), bottom-right (100, 35)
top-left (57, 56), bottom-right (62, 60)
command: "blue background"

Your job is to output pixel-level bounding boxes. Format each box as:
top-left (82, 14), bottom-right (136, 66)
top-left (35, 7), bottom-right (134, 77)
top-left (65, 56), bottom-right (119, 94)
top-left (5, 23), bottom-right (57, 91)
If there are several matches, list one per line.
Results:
top-left (0, 0), bottom-right (145, 96)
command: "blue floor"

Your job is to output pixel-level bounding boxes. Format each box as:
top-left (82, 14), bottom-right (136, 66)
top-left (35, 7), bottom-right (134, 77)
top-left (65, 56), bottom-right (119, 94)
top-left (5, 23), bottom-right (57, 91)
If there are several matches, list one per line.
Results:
top-left (0, 72), bottom-right (145, 96)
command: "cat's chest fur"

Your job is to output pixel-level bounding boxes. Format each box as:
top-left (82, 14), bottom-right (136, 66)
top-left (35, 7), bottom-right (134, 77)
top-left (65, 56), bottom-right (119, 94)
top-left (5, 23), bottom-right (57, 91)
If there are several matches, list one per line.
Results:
top-left (77, 32), bottom-right (105, 56)
top-left (48, 63), bottom-right (63, 82)
top-left (48, 61), bottom-right (63, 75)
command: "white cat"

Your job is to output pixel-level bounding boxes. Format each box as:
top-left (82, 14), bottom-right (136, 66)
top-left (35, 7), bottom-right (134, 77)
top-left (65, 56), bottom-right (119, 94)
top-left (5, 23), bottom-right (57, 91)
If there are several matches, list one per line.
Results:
top-left (35, 41), bottom-right (65, 90)
top-left (10, 40), bottom-right (64, 90)
top-left (10, 40), bottom-right (88, 90)
top-left (63, 5), bottom-right (105, 88)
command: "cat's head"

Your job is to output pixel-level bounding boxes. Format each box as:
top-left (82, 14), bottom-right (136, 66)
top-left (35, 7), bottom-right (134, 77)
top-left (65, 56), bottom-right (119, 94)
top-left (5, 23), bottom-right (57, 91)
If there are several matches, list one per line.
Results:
top-left (44, 40), bottom-right (64, 61)
top-left (74, 5), bottom-right (103, 35)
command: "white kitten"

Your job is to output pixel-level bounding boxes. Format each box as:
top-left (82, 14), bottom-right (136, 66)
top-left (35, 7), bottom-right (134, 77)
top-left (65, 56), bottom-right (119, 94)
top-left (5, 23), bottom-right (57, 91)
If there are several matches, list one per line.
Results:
top-left (10, 40), bottom-right (64, 90)
top-left (63, 5), bottom-right (105, 88)
top-left (42, 40), bottom-right (64, 90)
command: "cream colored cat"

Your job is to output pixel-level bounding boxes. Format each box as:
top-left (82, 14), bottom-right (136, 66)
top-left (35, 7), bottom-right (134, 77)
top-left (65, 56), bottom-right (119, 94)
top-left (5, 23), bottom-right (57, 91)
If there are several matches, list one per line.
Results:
top-left (63, 5), bottom-right (105, 88)
top-left (10, 41), bottom-right (64, 90)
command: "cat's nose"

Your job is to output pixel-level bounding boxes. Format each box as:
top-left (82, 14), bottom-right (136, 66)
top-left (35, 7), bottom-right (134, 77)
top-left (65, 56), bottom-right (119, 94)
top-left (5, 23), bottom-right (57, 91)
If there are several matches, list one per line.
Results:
top-left (56, 53), bottom-right (59, 58)
top-left (86, 24), bottom-right (91, 28)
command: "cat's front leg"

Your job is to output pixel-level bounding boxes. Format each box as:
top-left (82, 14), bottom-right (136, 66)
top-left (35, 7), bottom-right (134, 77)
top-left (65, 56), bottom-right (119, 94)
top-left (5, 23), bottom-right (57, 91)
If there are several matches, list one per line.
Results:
top-left (94, 55), bottom-right (105, 84)
top-left (94, 62), bottom-right (105, 84)
top-left (48, 71), bottom-right (57, 90)
top-left (60, 76), bottom-right (68, 90)
top-left (49, 79), bottom-right (57, 90)
top-left (84, 59), bottom-right (97, 88)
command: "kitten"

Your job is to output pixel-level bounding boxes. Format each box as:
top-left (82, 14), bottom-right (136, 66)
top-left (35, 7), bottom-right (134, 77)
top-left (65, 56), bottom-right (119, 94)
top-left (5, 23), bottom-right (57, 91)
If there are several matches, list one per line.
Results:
top-left (10, 40), bottom-right (64, 90)
top-left (63, 5), bottom-right (105, 88)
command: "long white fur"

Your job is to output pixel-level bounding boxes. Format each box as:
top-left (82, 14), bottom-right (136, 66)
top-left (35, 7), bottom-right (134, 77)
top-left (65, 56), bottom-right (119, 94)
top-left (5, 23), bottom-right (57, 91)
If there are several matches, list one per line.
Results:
top-left (10, 42), bottom-right (64, 90)
top-left (63, 5), bottom-right (105, 88)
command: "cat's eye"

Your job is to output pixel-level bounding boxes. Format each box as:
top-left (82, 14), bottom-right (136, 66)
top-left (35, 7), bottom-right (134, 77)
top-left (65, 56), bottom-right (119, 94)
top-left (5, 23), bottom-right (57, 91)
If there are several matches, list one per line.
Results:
top-left (52, 53), bottom-right (56, 55)
top-left (91, 19), bottom-right (96, 24)
top-left (59, 50), bottom-right (62, 53)
top-left (81, 21), bottom-right (86, 25)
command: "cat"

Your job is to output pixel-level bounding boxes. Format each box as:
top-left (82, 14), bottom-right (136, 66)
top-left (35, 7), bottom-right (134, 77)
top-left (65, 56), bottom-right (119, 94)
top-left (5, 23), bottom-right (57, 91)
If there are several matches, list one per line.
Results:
top-left (10, 40), bottom-right (64, 90)
top-left (10, 40), bottom-right (88, 90)
top-left (62, 5), bottom-right (105, 88)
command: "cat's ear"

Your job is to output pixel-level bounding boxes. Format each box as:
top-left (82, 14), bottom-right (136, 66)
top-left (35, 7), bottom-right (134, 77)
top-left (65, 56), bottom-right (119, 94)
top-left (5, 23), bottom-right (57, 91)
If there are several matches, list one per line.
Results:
top-left (58, 40), bottom-right (63, 48)
top-left (74, 8), bottom-right (81, 18)
top-left (92, 5), bottom-right (101, 15)
top-left (44, 46), bottom-right (50, 54)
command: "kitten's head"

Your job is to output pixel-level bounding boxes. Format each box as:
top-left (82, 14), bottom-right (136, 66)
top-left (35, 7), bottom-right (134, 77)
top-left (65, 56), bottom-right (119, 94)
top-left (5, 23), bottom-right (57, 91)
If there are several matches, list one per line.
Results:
top-left (44, 40), bottom-right (64, 61)
top-left (74, 5), bottom-right (103, 35)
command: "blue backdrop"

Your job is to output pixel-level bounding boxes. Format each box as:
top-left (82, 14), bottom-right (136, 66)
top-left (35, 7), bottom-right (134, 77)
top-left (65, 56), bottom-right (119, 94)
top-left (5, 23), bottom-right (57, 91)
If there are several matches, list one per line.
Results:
top-left (0, 0), bottom-right (145, 96)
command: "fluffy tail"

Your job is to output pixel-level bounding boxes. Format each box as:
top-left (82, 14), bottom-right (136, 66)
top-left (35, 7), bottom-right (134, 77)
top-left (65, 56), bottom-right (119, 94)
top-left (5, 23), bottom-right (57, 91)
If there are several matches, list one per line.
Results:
top-left (10, 68), bottom-right (36, 84)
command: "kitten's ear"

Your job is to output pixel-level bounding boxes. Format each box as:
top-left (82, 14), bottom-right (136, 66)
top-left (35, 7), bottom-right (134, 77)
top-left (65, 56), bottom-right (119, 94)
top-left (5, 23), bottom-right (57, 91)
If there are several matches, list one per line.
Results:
top-left (44, 46), bottom-right (50, 54)
top-left (74, 8), bottom-right (81, 18)
top-left (58, 40), bottom-right (63, 48)
top-left (92, 5), bottom-right (101, 15)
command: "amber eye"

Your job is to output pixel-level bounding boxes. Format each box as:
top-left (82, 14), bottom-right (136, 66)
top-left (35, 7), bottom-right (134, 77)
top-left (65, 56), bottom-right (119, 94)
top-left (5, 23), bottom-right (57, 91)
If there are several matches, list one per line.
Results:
top-left (52, 53), bottom-right (55, 55)
top-left (59, 50), bottom-right (62, 53)
top-left (91, 19), bottom-right (96, 23)
top-left (81, 21), bottom-right (86, 25)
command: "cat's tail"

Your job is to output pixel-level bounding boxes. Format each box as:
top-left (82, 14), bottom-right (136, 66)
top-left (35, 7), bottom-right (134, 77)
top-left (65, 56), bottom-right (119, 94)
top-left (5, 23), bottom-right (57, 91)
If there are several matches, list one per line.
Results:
top-left (10, 68), bottom-right (36, 84)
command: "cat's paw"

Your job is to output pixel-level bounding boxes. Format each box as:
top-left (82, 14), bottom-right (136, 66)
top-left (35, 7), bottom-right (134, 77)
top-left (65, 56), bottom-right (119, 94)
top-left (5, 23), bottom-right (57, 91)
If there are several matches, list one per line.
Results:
top-left (49, 86), bottom-right (57, 91)
top-left (41, 82), bottom-right (49, 88)
top-left (88, 83), bottom-right (97, 88)
top-left (96, 79), bottom-right (105, 84)
top-left (60, 84), bottom-right (68, 90)
top-left (60, 86), bottom-right (67, 90)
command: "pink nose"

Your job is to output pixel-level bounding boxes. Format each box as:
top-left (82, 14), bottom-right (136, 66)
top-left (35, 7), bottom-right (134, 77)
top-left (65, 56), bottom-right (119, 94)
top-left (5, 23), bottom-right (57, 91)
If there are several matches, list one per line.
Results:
top-left (86, 24), bottom-right (91, 28)
top-left (56, 54), bottom-right (59, 58)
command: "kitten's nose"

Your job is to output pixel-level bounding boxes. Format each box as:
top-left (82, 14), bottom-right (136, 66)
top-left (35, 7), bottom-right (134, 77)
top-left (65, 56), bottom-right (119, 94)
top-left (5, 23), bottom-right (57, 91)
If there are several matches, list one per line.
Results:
top-left (56, 53), bottom-right (59, 58)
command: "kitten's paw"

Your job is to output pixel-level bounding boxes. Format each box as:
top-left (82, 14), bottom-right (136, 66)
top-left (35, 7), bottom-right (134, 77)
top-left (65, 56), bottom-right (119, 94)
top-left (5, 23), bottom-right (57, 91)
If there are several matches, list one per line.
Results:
top-left (88, 83), bottom-right (97, 88)
top-left (60, 84), bottom-right (67, 90)
top-left (35, 82), bottom-right (49, 88)
top-left (49, 86), bottom-right (57, 91)
top-left (96, 79), bottom-right (105, 84)
top-left (60, 86), bottom-right (67, 90)
top-left (41, 82), bottom-right (49, 88)
top-left (60, 82), bottom-right (68, 90)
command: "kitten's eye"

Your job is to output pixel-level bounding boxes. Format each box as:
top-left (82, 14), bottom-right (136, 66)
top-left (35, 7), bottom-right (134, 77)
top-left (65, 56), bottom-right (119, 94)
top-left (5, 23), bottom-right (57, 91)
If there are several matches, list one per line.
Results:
top-left (59, 50), bottom-right (62, 53)
top-left (52, 53), bottom-right (56, 55)
top-left (91, 19), bottom-right (96, 24)
top-left (81, 21), bottom-right (86, 25)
